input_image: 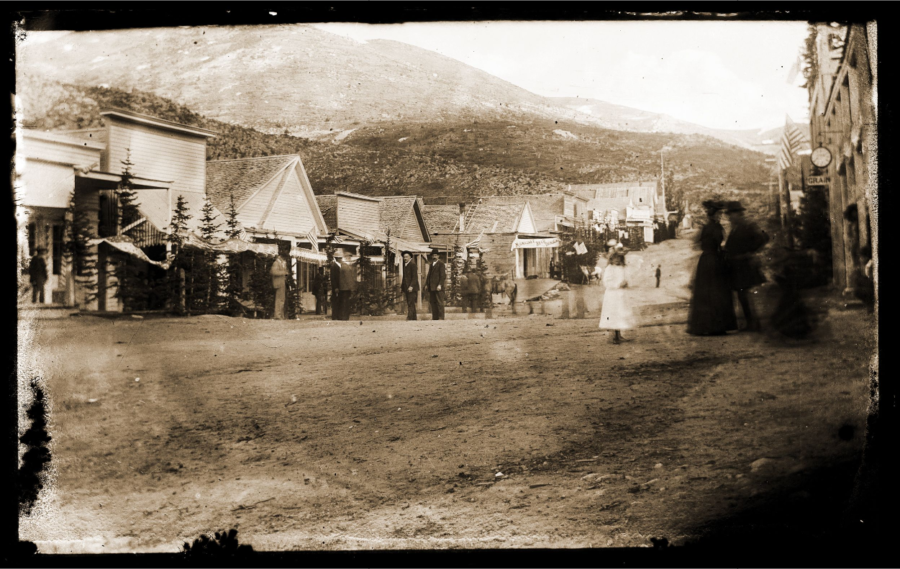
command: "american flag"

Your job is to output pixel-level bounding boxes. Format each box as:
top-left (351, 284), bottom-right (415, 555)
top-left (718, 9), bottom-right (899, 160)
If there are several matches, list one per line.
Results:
top-left (778, 115), bottom-right (807, 171)
top-left (306, 228), bottom-right (319, 253)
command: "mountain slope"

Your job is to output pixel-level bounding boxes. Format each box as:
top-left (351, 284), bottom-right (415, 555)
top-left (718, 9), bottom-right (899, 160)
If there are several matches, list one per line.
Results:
top-left (19, 75), bottom-right (772, 213)
top-left (19, 24), bottom-right (796, 153)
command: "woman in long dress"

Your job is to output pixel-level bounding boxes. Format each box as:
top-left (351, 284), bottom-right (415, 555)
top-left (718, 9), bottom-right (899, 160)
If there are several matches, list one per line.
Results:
top-left (600, 242), bottom-right (635, 344)
top-left (687, 201), bottom-right (737, 335)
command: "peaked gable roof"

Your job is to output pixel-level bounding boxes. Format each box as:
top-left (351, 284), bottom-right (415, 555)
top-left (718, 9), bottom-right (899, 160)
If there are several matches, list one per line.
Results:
top-left (378, 196), bottom-right (430, 242)
top-left (207, 155), bottom-right (298, 209)
top-left (464, 201), bottom-right (527, 234)
top-left (423, 205), bottom-right (462, 233)
top-left (206, 154), bottom-right (327, 235)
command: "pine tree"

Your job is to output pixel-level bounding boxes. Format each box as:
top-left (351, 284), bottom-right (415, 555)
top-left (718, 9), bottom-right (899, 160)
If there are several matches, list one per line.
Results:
top-left (63, 191), bottom-right (98, 306)
top-left (197, 195), bottom-right (222, 312)
top-left (113, 150), bottom-right (150, 312)
top-left (117, 150), bottom-right (141, 234)
top-left (355, 240), bottom-right (374, 316)
top-left (225, 192), bottom-right (242, 239)
top-left (167, 195), bottom-right (192, 314)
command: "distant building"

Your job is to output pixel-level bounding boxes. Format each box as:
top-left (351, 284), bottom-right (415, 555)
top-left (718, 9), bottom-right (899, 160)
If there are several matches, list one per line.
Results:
top-left (808, 23), bottom-right (875, 294)
top-left (569, 181), bottom-right (664, 243)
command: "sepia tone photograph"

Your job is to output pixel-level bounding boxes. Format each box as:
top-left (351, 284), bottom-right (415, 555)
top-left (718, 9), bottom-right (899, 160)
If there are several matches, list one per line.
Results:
top-left (12, 7), bottom-right (882, 560)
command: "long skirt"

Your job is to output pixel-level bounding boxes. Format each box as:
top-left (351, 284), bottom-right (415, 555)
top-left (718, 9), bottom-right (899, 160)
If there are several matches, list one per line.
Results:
top-left (687, 252), bottom-right (737, 335)
top-left (599, 288), bottom-right (635, 330)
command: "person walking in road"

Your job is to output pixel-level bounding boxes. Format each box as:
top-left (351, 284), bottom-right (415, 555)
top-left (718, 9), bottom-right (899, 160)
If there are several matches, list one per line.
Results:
top-left (655, 265), bottom-right (662, 288)
top-left (426, 252), bottom-right (446, 320)
top-left (599, 241), bottom-right (635, 344)
top-left (724, 200), bottom-right (769, 332)
top-left (400, 252), bottom-right (419, 321)
top-left (29, 247), bottom-right (48, 304)
top-left (687, 201), bottom-right (737, 336)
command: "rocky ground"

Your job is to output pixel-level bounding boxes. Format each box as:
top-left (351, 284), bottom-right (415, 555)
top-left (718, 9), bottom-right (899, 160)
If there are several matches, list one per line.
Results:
top-left (17, 238), bottom-right (875, 553)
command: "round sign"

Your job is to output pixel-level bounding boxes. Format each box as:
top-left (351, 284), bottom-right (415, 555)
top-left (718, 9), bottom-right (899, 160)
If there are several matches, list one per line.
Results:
top-left (811, 146), bottom-right (833, 168)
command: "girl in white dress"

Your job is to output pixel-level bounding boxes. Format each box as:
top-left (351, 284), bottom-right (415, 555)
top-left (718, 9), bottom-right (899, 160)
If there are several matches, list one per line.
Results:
top-left (599, 243), bottom-right (635, 344)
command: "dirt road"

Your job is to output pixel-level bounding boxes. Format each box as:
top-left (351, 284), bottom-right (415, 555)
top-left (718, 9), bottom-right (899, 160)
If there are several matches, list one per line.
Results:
top-left (18, 240), bottom-right (873, 552)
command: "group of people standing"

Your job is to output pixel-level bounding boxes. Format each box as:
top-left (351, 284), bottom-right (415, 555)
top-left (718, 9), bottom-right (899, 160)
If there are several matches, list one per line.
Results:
top-left (307, 250), bottom-right (450, 322)
top-left (687, 200), bottom-right (769, 336)
top-left (400, 251), bottom-right (449, 321)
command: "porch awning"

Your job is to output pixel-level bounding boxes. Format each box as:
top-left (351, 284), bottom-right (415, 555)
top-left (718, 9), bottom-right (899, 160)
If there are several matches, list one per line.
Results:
top-left (386, 237), bottom-right (432, 254)
top-left (17, 160), bottom-right (74, 209)
top-left (184, 233), bottom-right (278, 256)
top-left (510, 237), bottom-right (561, 250)
top-left (290, 248), bottom-right (329, 262)
top-left (90, 238), bottom-right (172, 269)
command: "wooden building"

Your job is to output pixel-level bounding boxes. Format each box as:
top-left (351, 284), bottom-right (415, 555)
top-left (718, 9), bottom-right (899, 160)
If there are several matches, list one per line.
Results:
top-left (206, 154), bottom-right (329, 306)
top-left (15, 108), bottom-right (227, 311)
top-left (568, 181), bottom-right (664, 243)
top-left (425, 199), bottom-right (557, 279)
top-left (808, 23), bottom-right (876, 295)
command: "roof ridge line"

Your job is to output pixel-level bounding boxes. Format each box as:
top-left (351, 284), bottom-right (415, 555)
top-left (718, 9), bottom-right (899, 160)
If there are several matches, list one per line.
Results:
top-left (207, 154), bottom-right (299, 163)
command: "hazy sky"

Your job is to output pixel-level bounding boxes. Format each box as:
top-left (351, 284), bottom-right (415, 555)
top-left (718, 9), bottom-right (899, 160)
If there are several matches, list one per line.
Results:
top-left (315, 21), bottom-right (810, 132)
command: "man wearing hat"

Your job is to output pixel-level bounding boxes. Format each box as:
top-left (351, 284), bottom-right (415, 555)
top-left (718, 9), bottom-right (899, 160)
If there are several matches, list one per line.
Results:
top-left (336, 249), bottom-right (359, 321)
top-left (330, 249), bottom-right (345, 321)
top-left (400, 251), bottom-right (419, 320)
top-left (29, 247), bottom-right (48, 304)
top-left (425, 252), bottom-right (447, 320)
top-left (724, 200), bottom-right (769, 332)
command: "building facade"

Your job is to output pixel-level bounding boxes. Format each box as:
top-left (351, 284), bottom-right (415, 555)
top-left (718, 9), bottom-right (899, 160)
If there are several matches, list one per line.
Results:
top-left (808, 23), bottom-right (876, 293)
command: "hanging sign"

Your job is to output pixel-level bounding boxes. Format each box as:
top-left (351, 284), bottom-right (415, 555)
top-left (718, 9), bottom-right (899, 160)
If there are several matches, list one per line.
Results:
top-left (510, 237), bottom-right (561, 250)
top-left (807, 176), bottom-right (829, 186)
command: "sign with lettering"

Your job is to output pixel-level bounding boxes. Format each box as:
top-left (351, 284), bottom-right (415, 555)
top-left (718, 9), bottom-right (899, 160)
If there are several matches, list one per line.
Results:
top-left (510, 237), bottom-right (560, 250)
top-left (807, 176), bottom-right (829, 186)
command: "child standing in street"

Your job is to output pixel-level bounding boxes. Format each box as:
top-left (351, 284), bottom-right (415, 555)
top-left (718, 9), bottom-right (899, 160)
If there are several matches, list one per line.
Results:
top-left (599, 242), bottom-right (635, 344)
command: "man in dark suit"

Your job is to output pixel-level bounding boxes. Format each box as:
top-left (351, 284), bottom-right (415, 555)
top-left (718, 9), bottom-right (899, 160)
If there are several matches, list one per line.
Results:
top-left (29, 247), bottom-right (48, 304)
top-left (338, 252), bottom-right (358, 320)
top-left (425, 252), bottom-right (446, 320)
top-left (400, 252), bottom-right (419, 321)
top-left (330, 249), bottom-right (344, 321)
top-left (724, 201), bottom-right (770, 332)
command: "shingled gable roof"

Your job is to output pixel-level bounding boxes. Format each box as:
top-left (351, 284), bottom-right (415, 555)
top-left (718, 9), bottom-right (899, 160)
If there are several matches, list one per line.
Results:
top-left (206, 154), bottom-right (327, 235)
top-left (422, 205), bottom-right (462, 233)
top-left (378, 196), bottom-right (430, 242)
top-left (206, 155), bottom-right (298, 210)
top-left (464, 201), bottom-right (528, 234)
top-left (315, 195), bottom-right (337, 231)
top-left (478, 195), bottom-right (562, 232)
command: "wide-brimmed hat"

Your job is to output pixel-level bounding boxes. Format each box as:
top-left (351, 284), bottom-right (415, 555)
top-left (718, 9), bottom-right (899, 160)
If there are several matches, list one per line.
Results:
top-left (724, 201), bottom-right (746, 213)
top-left (606, 239), bottom-right (618, 247)
top-left (332, 248), bottom-right (344, 258)
top-left (701, 199), bottom-right (723, 212)
top-left (615, 243), bottom-right (624, 250)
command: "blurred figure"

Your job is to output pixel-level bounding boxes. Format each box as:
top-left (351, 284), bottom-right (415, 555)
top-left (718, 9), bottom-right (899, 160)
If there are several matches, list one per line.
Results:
top-left (854, 244), bottom-right (875, 312)
top-left (687, 201), bottom-right (737, 336)
top-left (330, 250), bottom-right (343, 321)
top-left (29, 247), bottom-right (48, 304)
top-left (313, 266), bottom-right (328, 315)
top-left (270, 252), bottom-right (289, 320)
top-left (771, 248), bottom-right (816, 339)
top-left (600, 241), bottom-right (635, 344)
top-left (466, 267), bottom-right (483, 313)
top-left (724, 201), bottom-right (770, 332)
top-left (655, 265), bottom-right (662, 288)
